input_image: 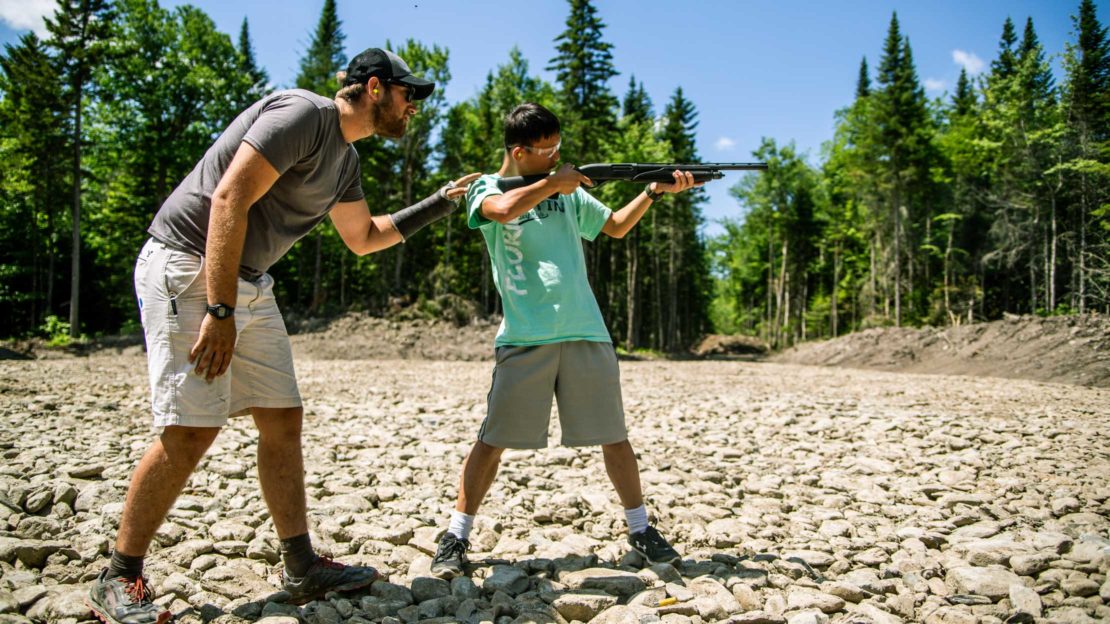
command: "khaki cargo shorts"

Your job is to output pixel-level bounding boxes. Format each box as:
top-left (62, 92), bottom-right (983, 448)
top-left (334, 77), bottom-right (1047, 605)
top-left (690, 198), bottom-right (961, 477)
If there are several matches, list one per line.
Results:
top-left (478, 340), bottom-right (627, 448)
top-left (134, 238), bottom-right (301, 428)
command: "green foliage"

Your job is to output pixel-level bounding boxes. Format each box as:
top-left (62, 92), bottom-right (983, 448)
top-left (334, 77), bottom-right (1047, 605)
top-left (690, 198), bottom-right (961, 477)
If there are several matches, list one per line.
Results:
top-left (547, 0), bottom-right (618, 162)
top-left (40, 315), bottom-right (74, 346)
top-left (3, 0), bottom-right (1106, 348)
top-left (296, 0), bottom-right (345, 96)
top-left (711, 2), bottom-right (1110, 346)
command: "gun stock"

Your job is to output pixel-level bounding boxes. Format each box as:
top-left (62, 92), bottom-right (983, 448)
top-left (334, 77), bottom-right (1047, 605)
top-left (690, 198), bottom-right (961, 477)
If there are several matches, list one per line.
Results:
top-left (497, 162), bottom-right (768, 193)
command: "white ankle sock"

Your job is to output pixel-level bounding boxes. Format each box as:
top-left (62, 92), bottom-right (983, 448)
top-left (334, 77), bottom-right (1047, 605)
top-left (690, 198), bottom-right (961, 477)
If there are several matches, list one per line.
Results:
top-left (448, 510), bottom-right (475, 540)
top-left (624, 504), bottom-right (649, 535)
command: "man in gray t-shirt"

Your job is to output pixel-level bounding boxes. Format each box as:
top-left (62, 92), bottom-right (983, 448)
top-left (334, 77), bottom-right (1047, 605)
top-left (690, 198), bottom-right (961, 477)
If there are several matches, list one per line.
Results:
top-left (87, 48), bottom-right (478, 624)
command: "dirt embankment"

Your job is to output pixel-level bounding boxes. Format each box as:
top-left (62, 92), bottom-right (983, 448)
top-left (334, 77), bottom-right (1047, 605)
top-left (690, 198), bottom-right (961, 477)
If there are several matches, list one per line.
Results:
top-left (5, 311), bottom-right (1108, 388)
top-left (771, 313), bottom-right (1110, 388)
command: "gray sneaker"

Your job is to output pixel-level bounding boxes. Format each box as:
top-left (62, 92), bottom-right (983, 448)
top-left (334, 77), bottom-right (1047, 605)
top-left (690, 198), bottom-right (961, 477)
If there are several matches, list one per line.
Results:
top-left (86, 569), bottom-right (172, 624)
top-left (282, 556), bottom-right (378, 605)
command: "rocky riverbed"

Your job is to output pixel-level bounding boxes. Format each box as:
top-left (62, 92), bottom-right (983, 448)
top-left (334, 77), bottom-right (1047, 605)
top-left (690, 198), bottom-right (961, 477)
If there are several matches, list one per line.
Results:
top-left (1, 353), bottom-right (1108, 624)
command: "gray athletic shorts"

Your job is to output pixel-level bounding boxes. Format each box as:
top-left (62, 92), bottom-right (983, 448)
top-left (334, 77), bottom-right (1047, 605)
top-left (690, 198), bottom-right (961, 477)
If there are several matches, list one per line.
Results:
top-left (478, 340), bottom-right (627, 449)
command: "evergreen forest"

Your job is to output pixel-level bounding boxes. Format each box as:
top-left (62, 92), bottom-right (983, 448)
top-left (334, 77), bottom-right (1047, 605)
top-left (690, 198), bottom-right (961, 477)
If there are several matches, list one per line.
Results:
top-left (1, 0), bottom-right (1107, 352)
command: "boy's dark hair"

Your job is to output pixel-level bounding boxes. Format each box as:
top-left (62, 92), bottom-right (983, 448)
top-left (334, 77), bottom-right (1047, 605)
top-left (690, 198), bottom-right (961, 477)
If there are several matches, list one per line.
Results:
top-left (504, 103), bottom-right (560, 150)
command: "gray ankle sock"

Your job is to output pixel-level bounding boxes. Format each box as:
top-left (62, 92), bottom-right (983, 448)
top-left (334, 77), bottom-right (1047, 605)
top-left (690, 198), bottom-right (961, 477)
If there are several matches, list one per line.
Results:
top-left (107, 550), bottom-right (145, 580)
top-left (280, 533), bottom-right (316, 578)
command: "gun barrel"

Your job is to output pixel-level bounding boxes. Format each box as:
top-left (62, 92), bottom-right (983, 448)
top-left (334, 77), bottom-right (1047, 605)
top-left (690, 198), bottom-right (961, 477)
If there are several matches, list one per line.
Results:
top-left (634, 162), bottom-right (769, 170)
top-left (496, 162), bottom-right (768, 193)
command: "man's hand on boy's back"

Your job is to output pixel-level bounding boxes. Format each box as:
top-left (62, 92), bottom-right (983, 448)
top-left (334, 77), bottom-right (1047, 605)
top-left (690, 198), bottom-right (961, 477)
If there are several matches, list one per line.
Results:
top-left (547, 163), bottom-right (593, 195)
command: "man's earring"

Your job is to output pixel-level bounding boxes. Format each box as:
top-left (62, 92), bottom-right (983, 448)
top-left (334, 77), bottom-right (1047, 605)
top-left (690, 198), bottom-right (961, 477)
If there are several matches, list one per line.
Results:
top-left (373, 89), bottom-right (379, 95)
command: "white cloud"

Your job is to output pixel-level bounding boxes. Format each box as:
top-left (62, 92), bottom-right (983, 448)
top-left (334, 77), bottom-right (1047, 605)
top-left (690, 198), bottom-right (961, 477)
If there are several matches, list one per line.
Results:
top-left (715, 137), bottom-right (736, 151)
top-left (0, 0), bottom-right (57, 37)
top-left (952, 49), bottom-right (985, 75)
top-left (924, 78), bottom-right (946, 92)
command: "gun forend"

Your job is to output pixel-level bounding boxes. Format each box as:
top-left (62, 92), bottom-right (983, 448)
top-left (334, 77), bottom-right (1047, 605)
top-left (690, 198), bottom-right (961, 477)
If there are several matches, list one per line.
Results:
top-left (497, 162), bottom-right (768, 193)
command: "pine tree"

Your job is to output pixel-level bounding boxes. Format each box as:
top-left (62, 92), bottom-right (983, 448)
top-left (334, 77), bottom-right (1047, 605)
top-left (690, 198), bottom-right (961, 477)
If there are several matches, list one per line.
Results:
top-left (1067, 0), bottom-right (1110, 141)
top-left (238, 17), bottom-right (270, 106)
top-left (874, 13), bottom-right (936, 325)
top-left (547, 0), bottom-right (619, 162)
top-left (1062, 0), bottom-right (1110, 313)
top-left (622, 75), bottom-right (652, 123)
top-left (0, 33), bottom-right (70, 333)
top-left (296, 0), bottom-right (346, 96)
top-left (45, 0), bottom-right (115, 338)
top-left (991, 17), bottom-right (1019, 80)
top-left (657, 88), bottom-right (711, 349)
top-left (856, 56), bottom-right (871, 99)
top-left (1018, 17), bottom-right (1056, 113)
top-left (953, 68), bottom-right (975, 116)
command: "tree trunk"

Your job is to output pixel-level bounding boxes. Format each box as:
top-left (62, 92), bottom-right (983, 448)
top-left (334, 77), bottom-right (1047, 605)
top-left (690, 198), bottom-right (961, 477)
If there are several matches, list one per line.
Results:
top-left (1078, 176), bottom-right (1087, 314)
top-left (47, 202), bottom-right (56, 317)
top-left (68, 81), bottom-right (83, 339)
top-left (1049, 193), bottom-right (1057, 312)
top-left (868, 234), bottom-right (877, 318)
top-left (667, 227), bottom-right (678, 351)
top-left (652, 210), bottom-right (663, 349)
top-left (625, 230), bottom-right (638, 349)
top-left (893, 195), bottom-right (902, 327)
top-left (944, 222), bottom-right (953, 324)
top-left (776, 238), bottom-right (788, 347)
top-left (831, 241), bottom-right (840, 337)
top-left (340, 252), bottom-right (347, 310)
top-left (310, 232), bottom-right (323, 314)
top-left (767, 228), bottom-right (774, 344)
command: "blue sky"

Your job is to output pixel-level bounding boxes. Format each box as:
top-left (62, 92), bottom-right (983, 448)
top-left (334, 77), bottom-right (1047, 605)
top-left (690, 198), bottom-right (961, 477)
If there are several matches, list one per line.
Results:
top-left (0, 0), bottom-right (1103, 235)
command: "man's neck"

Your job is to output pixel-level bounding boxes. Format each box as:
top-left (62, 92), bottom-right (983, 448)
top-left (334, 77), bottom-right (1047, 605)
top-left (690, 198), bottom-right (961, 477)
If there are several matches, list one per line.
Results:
top-left (336, 97), bottom-right (372, 143)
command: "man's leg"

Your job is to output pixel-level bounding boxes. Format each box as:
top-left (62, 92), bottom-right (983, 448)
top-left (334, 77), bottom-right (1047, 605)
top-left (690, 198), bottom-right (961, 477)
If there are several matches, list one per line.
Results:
top-left (253, 406), bottom-right (308, 539)
top-left (88, 425), bottom-right (217, 624)
top-left (115, 426), bottom-right (220, 558)
top-left (251, 406), bottom-right (377, 603)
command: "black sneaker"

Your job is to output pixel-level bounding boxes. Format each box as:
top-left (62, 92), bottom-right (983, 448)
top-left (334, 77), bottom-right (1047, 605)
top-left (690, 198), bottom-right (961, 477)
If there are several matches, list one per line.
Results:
top-left (628, 525), bottom-right (681, 565)
top-left (282, 556), bottom-right (379, 605)
top-left (86, 569), bottom-right (172, 624)
top-left (430, 532), bottom-right (470, 579)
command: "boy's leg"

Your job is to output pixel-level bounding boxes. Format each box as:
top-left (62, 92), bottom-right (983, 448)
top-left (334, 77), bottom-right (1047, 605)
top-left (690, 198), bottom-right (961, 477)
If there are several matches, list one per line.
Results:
top-left (555, 341), bottom-right (681, 565)
top-left (457, 439), bottom-right (505, 515)
top-left (434, 345), bottom-right (557, 579)
top-left (433, 440), bottom-right (505, 579)
top-left (601, 439), bottom-right (644, 510)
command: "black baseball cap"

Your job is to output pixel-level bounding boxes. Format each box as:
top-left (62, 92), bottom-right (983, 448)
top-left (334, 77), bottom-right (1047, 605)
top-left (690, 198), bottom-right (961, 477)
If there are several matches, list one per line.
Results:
top-left (343, 48), bottom-right (435, 100)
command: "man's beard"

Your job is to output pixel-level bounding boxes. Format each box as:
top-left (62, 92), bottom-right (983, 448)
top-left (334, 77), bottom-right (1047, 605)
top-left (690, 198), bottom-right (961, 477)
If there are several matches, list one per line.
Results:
top-left (369, 96), bottom-right (407, 139)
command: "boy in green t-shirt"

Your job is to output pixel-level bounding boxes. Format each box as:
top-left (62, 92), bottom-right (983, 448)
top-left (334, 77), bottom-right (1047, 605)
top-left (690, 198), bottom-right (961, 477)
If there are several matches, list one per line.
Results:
top-left (431, 103), bottom-right (701, 578)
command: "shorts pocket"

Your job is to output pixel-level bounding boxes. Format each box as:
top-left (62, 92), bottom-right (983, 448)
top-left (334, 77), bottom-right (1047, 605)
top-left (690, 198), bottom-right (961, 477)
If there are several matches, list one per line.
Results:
top-left (163, 250), bottom-right (205, 300)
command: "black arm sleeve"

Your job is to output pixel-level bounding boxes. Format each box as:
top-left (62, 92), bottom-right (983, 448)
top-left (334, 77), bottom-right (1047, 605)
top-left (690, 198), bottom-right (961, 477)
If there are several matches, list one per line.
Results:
top-left (389, 186), bottom-right (457, 241)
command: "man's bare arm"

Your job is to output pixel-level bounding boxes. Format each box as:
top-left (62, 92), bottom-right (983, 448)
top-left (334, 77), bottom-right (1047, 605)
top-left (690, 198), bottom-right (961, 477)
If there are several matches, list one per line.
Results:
top-left (191, 142), bottom-right (280, 381)
top-left (330, 199), bottom-right (403, 255)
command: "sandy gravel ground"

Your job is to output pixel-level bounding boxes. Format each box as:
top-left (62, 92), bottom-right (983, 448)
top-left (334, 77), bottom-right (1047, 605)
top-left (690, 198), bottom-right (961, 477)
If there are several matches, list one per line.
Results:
top-left (0, 351), bottom-right (1108, 624)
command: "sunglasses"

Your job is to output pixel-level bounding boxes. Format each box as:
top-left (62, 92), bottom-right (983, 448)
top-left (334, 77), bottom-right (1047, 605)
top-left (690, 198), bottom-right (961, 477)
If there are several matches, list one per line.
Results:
top-left (520, 140), bottom-right (561, 158)
top-left (387, 80), bottom-right (416, 103)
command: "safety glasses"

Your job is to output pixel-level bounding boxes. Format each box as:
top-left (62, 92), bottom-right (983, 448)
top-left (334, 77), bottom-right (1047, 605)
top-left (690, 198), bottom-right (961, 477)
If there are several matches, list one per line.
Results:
top-left (521, 140), bottom-right (561, 158)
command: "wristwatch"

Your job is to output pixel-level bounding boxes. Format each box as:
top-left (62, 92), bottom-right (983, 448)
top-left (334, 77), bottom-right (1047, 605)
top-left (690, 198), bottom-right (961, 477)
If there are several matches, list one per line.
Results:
top-left (206, 303), bottom-right (235, 320)
top-left (644, 185), bottom-right (663, 201)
